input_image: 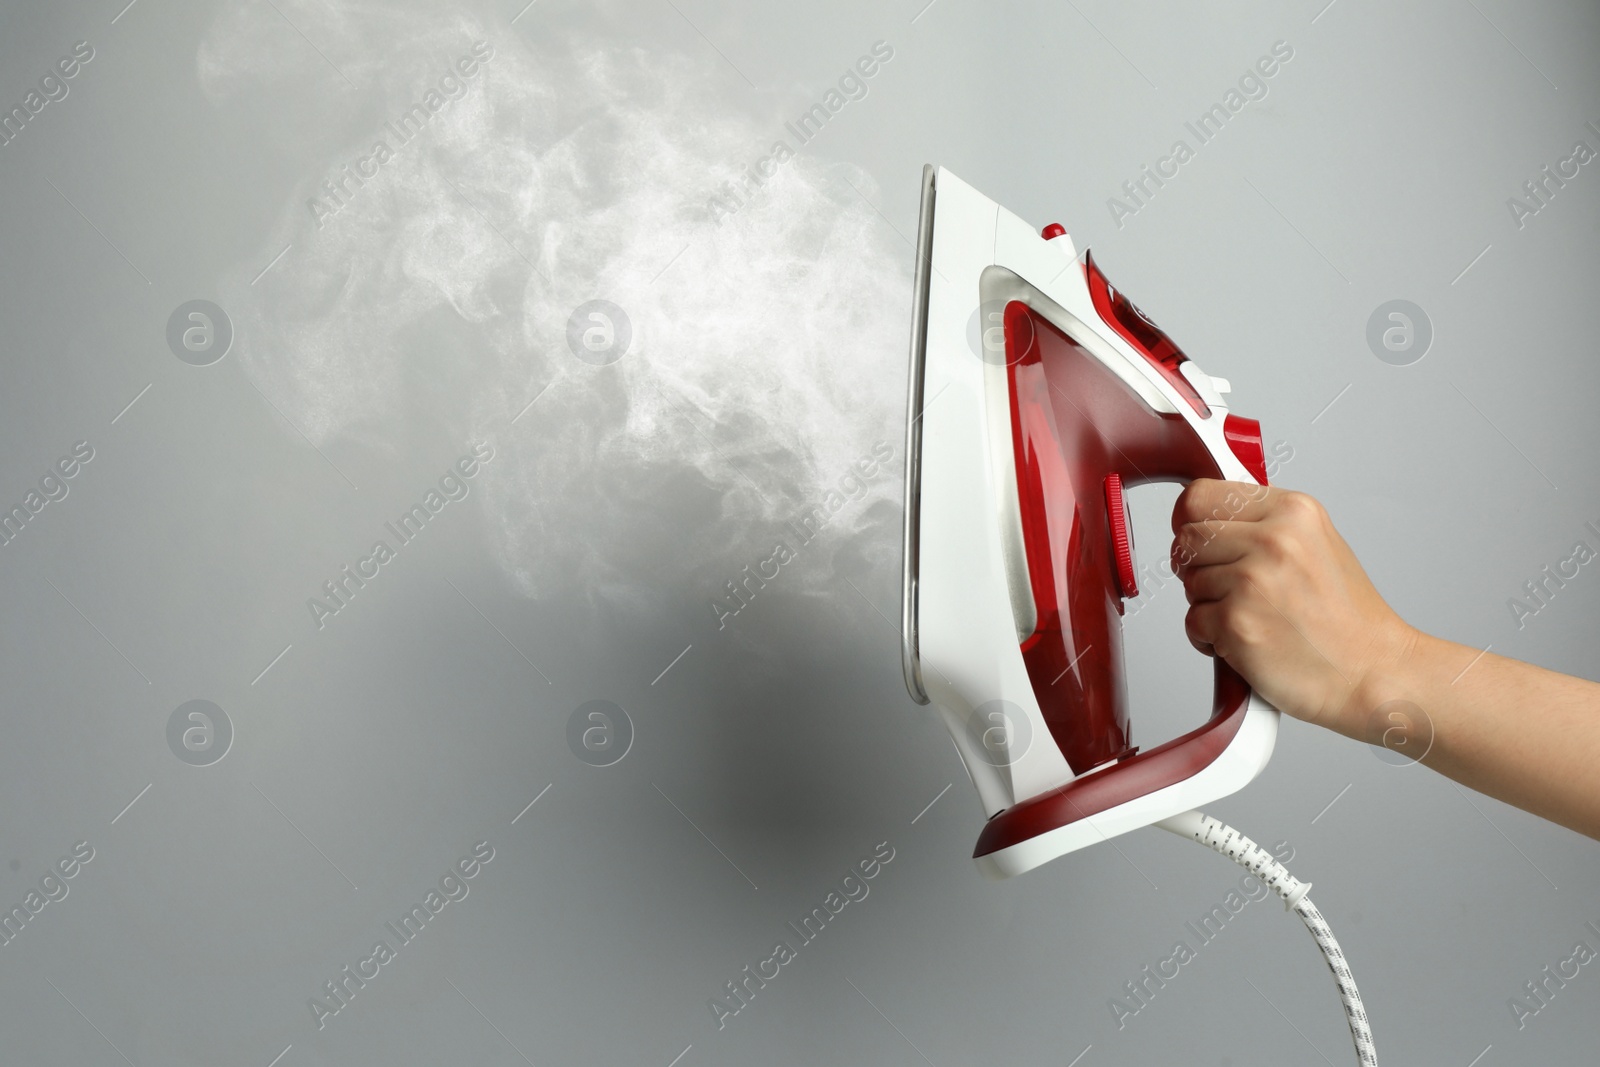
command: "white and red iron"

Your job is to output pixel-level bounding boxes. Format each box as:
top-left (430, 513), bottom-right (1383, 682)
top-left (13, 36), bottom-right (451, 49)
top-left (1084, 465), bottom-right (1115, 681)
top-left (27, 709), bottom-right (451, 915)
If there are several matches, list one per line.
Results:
top-left (899, 165), bottom-right (1377, 1063)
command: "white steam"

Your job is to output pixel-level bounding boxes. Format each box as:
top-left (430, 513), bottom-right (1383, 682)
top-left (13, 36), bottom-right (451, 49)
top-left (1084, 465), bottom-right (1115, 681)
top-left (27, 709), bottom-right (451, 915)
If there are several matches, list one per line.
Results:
top-left (200, 0), bottom-right (908, 601)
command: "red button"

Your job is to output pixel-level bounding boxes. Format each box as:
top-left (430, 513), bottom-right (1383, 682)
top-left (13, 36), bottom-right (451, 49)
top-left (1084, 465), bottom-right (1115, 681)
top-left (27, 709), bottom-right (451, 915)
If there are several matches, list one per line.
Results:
top-left (1222, 414), bottom-right (1269, 485)
top-left (1041, 223), bottom-right (1067, 240)
top-left (1104, 473), bottom-right (1137, 598)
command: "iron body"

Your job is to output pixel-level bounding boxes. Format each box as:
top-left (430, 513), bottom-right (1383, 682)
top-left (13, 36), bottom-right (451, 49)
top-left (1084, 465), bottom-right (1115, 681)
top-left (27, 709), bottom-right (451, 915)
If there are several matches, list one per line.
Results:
top-left (901, 165), bottom-right (1280, 878)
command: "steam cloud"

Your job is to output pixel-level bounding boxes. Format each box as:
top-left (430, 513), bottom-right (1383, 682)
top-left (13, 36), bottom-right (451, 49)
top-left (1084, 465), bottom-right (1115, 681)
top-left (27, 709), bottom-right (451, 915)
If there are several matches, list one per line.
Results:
top-left (200, 0), bottom-right (907, 604)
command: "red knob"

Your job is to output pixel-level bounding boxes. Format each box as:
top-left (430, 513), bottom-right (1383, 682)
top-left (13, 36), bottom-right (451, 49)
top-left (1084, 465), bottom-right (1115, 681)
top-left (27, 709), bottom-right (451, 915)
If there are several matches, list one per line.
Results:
top-left (1042, 223), bottom-right (1067, 240)
top-left (1104, 473), bottom-right (1138, 599)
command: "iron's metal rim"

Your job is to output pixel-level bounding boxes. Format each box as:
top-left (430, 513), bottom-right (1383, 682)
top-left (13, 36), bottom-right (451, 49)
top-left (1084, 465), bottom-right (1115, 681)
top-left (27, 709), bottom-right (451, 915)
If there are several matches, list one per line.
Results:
top-left (900, 163), bottom-right (936, 706)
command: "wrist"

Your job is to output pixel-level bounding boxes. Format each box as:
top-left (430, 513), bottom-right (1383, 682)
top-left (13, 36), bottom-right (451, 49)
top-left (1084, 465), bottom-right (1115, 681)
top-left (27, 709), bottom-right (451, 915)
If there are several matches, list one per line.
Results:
top-left (1335, 620), bottom-right (1436, 746)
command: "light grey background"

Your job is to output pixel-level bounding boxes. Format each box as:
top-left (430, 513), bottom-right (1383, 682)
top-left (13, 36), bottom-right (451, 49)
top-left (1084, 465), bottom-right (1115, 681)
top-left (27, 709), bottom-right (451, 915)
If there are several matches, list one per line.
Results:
top-left (1, 1), bottom-right (1597, 1065)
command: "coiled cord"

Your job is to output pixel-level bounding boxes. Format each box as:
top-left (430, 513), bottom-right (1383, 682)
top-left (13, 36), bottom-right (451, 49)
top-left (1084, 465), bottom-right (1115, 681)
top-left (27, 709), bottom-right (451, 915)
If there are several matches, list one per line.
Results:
top-left (1157, 810), bottom-right (1377, 1066)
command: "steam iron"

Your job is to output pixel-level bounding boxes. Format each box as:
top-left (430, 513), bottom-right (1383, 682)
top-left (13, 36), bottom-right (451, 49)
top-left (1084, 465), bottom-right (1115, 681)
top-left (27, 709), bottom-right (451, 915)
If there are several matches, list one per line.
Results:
top-left (899, 166), bottom-right (1379, 1064)
top-left (900, 165), bottom-right (1279, 879)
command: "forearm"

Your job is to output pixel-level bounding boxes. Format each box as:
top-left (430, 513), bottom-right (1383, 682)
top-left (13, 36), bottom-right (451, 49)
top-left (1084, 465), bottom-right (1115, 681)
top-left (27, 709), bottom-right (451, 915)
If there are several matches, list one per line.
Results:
top-left (1348, 632), bottom-right (1600, 839)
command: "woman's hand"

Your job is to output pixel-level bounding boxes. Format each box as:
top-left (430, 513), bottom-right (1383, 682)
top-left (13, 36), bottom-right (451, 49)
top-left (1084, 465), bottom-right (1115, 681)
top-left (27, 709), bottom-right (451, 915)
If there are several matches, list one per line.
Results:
top-left (1170, 479), bottom-right (1417, 738)
top-left (1171, 478), bottom-right (1600, 839)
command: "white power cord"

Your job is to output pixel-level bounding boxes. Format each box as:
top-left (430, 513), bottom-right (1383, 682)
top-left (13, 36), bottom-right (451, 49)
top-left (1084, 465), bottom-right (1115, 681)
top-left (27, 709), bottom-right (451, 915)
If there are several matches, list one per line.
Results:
top-left (1157, 810), bottom-right (1378, 1066)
